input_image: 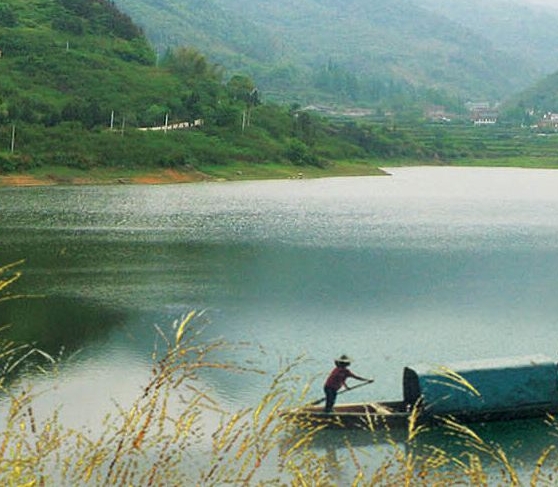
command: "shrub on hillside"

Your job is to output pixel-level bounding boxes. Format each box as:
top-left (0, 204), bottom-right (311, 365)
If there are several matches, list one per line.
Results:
top-left (0, 153), bottom-right (36, 173)
top-left (52, 14), bottom-right (85, 35)
top-left (285, 138), bottom-right (322, 167)
top-left (0, 5), bottom-right (17, 27)
top-left (0, 154), bottom-right (15, 173)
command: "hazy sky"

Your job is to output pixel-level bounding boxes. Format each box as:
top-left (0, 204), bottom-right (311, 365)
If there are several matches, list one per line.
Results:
top-left (520, 0), bottom-right (558, 6)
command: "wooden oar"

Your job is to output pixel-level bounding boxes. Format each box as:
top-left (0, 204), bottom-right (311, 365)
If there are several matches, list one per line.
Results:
top-left (310, 379), bottom-right (374, 405)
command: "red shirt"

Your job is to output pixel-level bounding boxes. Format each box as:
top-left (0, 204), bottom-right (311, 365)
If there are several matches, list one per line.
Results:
top-left (324, 366), bottom-right (358, 391)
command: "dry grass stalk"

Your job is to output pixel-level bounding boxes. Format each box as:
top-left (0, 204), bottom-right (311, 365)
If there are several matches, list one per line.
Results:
top-left (429, 365), bottom-right (481, 398)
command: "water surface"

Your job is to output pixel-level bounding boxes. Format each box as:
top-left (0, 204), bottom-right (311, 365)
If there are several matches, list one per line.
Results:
top-left (2, 167), bottom-right (558, 475)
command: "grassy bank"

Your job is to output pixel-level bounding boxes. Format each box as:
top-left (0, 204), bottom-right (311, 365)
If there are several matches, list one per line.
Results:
top-left (0, 161), bottom-right (388, 187)
top-left (4, 150), bottom-right (558, 188)
top-left (198, 160), bottom-right (389, 181)
top-left (0, 165), bottom-right (210, 187)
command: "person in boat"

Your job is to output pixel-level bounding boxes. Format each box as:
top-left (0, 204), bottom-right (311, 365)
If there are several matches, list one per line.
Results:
top-left (323, 354), bottom-right (370, 413)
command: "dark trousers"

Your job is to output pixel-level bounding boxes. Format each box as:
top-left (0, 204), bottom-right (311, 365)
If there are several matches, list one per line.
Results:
top-left (324, 386), bottom-right (337, 413)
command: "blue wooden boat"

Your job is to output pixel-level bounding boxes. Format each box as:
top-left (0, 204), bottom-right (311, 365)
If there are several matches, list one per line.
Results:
top-left (283, 355), bottom-right (558, 429)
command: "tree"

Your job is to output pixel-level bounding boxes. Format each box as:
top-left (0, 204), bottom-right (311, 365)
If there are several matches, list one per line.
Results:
top-left (293, 111), bottom-right (316, 146)
top-left (285, 139), bottom-right (319, 166)
top-left (163, 47), bottom-right (223, 83)
top-left (227, 75), bottom-right (259, 131)
top-left (227, 75), bottom-right (256, 103)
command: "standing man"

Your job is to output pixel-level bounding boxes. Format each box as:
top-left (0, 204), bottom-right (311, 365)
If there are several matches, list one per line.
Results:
top-left (323, 354), bottom-right (371, 413)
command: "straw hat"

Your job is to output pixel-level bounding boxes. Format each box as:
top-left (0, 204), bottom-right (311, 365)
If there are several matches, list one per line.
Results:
top-left (335, 354), bottom-right (351, 366)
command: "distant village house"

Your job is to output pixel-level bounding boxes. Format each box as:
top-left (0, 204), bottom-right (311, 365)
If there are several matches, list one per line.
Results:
top-left (537, 112), bottom-right (558, 130)
top-left (466, 101), bottom-right (498, 126)
top-left (425, 105), bottom-right (451, 123)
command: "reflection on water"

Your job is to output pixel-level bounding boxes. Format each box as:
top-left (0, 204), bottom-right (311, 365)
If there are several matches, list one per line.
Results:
top-left (2, 296), bottom-right (126, 354)
top-left (2, 167), bottom-right (558, 476)
top-left (310, 416), bottom-right (558, 483)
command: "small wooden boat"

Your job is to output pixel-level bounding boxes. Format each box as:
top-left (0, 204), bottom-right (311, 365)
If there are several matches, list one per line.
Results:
top-left (283, 354), bottom-right (558, 430)
top-left (282, 400), bottom-right (412, 430)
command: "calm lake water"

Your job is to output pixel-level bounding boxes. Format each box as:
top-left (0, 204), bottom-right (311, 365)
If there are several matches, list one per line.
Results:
top-left (2, 167), bottom-right (558, 477)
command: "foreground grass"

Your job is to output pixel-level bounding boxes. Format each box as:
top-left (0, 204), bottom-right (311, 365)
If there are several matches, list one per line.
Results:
top-left (2, 325), bottom-right (558, 486)
top-left (2, 262), bottom-right (558, 485)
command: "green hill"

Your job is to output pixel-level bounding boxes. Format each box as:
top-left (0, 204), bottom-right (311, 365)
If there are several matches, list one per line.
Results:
top-left (421, 0), bottom-right (558, 76)
top-left (0, 0), bottom-right (443, 175)
top-left (3, 0), bottom-right (557, 179)
top-left (0, 0), bottom-right (304, 172)
top-left (0, 1), bottom-right (243, 171)
top-left (113, 0), bottom-right (546, 108)
top-left (501, 70), bottom-right (558, 125)
top-left (112, 0), bottom-right (277, 67)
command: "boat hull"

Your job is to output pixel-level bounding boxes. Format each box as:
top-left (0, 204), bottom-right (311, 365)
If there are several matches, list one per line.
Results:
top-left (282, 401), bottom-right (558, 430)
top-left (285, 355), bottom-right (558, 430)
top-left (282, 401), bottom-right (412, 430)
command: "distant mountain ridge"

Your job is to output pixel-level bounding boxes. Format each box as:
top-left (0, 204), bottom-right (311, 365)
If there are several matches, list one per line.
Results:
top-left (113, 0), bottom-right (278, 66)
top-left (113, 0), bottom-right (558, 107)
top-left (421, 0), bottom-right (558, 75)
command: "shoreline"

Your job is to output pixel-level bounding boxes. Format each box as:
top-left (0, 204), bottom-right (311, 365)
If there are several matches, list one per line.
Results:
top-left (0, 168), bottom-right (211, 187)
top-left (0, 162), bottom-right (389, 187)
top-left (3, 160), bottom-right (558, 188)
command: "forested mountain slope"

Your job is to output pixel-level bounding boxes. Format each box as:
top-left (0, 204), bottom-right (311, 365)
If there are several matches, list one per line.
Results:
top-left (3, 0), bottom-right (558, 178)
top-left (421, 0), bottom-right (558, 75)
top-left (0, 0), bottom-right (446, 174)
top-left (0, 0), bottom-right (156, 128)
top-left (0, 0), bottom-right (312, 171)
top-left (111, 0), bottom-right (278, 68)
top-left (114, 0), bottom-right (547, 106)
top-left (503, 70), bottom-right (558, 123)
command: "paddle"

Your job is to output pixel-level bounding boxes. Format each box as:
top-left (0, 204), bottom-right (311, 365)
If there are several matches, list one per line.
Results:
top-left (310, 379), bottom-right (374, 405)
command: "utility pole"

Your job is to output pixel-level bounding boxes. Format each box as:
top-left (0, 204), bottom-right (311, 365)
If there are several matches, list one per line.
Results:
top-left (10, 124), bottom-right (15, 153)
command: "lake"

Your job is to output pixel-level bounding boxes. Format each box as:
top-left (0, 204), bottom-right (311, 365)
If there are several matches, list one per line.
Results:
top-left (2, 166), bottom-right (558, 478)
